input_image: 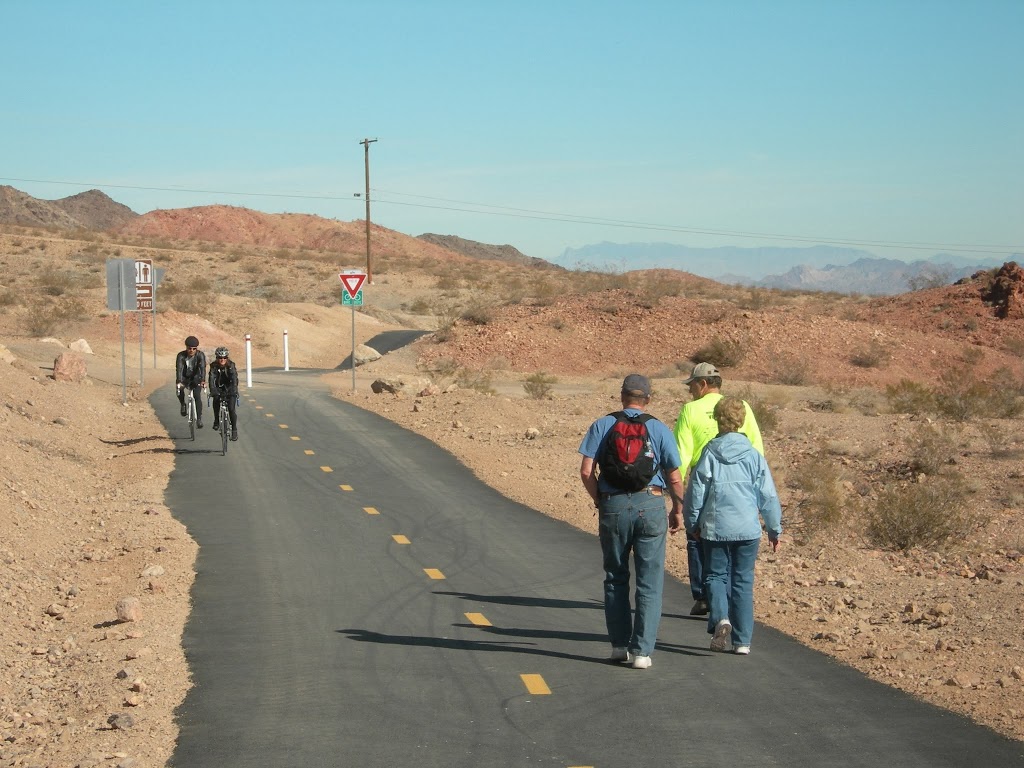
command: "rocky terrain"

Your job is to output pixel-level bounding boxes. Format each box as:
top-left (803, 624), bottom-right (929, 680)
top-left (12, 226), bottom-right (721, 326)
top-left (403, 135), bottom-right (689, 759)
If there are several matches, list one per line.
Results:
top-left (0, 206), bottom-right (1023, 766)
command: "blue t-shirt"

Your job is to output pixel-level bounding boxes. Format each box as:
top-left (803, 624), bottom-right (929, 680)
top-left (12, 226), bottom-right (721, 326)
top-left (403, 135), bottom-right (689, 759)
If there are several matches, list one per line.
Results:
top-left (579, 408), bottom-right (682, 493)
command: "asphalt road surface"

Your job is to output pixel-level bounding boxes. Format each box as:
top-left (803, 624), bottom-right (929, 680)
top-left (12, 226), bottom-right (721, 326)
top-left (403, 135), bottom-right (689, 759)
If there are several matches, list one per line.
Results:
top-left (158, 370), bottom-right (1024, 768)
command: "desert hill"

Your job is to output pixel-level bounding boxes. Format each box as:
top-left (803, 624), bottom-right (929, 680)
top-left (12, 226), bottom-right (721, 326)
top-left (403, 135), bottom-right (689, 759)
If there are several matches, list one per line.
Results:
top-left (416, 232), bottom-right (557, 269)
top-left (2, 217), bottom-right (1024, 765)
top-left (0, 185), bottom-right (136, 230)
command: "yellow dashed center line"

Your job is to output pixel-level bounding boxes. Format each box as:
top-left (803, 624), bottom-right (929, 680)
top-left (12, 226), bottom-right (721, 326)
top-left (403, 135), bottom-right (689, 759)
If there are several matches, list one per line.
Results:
top-left (255, 405), bottom-right (264, 410)
top-left (339, 485), bottom-right (353, 491)
top-left (290, 436), bottom-right (301, 441)
top-left (520, 674), bottom-right (551, 695)
top-left (363, 507), bottom-right (379, 515)
top-left (304, 449), bottom-right (315, 455)
top-left (465, 612), bottom-right (491, 627)
top-left (320, 466), bottom-right (332, 473)
top-left (265, 413), bottom-right (274, 418)
top-left (392, 534), bottom-right (410, 544)
top-left (423, 568), bottom-right (445, 580)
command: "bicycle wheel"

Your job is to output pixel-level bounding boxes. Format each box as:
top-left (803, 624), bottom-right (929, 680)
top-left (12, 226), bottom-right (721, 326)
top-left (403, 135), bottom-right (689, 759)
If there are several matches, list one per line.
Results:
top-left (189, 397), bottom-right (196, 441)
top-left (220, 405), bottom-right (228, 455)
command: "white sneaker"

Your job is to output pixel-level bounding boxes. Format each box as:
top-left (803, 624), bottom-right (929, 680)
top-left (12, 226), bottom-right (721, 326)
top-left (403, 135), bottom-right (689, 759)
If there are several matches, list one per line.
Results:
top-left (734, 645), bottom-right (750, 655)
top-left (631, 655), bottom-right (652, 669)
top-left (609, 647), bottom-right (629, 662)
top-left (710, 620), bottom-right (732, 652)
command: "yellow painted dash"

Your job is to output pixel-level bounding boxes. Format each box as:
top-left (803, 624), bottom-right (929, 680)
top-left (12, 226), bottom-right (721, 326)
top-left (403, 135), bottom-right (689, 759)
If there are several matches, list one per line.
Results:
top-left (520, 674), bottom-right (551, 695)
top-left (265, 413), bottom-right (274, 417)
top-left (320, 466), bottom-right (333, 473)
top-left (423, 568), bottom-right (445, 580)
top-left (465, 612), bottom-right (491, 627)
top-left (255, 405), bottom-right (264, 410)
top-left (364, 507), bottom-right (380, 515)
top-left (339, 485), bottom-right (353, 491)
top-left (304, 449), bottom-right (315, 455)
top-left (290, 436), bottom-right (301, 441)
top-left (392, 534), bottom-right (410, 544)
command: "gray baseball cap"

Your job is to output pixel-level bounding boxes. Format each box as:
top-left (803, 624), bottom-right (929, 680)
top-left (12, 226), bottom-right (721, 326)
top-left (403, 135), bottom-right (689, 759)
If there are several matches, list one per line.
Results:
top-left (621, 374), bottom-right (652, 397)
top-left (683, 362), bottom-right (721, 384)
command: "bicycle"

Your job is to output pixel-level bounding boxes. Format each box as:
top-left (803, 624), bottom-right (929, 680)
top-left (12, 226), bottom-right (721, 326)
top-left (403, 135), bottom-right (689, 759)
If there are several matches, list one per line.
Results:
top-left (208, 394), bottom-right (232, 455)
top-left (180, 384), bottom-right (198, 441)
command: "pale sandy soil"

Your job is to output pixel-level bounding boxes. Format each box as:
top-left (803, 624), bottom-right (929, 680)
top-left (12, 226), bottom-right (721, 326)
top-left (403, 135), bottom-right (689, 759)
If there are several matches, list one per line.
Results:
top-left (1, 229), bottom-right (1022, 768)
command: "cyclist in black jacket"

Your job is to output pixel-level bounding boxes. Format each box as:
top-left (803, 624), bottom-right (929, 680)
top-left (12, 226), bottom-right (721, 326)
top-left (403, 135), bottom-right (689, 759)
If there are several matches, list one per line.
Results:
top-left (209, 346), bottom-right (240, 441)
top-left (175, 335), bottom-right (207, 427)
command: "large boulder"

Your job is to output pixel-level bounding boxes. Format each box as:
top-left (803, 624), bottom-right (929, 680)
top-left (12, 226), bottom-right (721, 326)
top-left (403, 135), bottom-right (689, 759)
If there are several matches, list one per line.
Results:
top-left (69, 338), bottom-right (93, 354)
top-left (982, 262), bottom-right (1024, 319)
top-left (353, 344), bottom-right (382, 366)
top-left (53, 351), bottom-right (88, 382)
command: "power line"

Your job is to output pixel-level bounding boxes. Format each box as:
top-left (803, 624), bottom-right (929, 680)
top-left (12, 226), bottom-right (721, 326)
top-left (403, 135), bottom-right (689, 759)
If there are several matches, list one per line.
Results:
top-left (2, 175), bottom-right (1020, 255)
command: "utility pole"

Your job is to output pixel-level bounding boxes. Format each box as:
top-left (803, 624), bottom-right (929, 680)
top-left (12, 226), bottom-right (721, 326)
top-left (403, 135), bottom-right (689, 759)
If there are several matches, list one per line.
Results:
top-left (360, 138), bottom-right (377, 283)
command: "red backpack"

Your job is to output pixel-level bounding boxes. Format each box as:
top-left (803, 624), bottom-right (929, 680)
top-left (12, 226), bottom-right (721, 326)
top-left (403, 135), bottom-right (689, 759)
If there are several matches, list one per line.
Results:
top-left (598, 411), bottom-right (659, 491)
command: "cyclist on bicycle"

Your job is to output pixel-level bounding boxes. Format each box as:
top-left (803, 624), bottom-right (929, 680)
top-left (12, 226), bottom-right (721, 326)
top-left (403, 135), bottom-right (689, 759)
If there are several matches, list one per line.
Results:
top-left (209, 346), bottom-right (240, 441)
top-left (175, 335), bottom-right (207, 428)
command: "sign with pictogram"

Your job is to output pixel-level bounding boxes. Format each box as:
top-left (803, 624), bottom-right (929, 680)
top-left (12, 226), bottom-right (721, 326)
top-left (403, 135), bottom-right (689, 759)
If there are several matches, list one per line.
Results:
top-left (135, 259), bottom-right (154, 310)
top-left (339, 271), bottom-right (367, 300)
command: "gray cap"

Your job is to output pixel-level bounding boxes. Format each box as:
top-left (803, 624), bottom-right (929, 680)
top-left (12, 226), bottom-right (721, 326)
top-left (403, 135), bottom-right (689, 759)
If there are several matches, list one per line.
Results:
top-left (621, 374), bottom-right (652, 397)
top-left (683, 362), bottom-right (721, 384)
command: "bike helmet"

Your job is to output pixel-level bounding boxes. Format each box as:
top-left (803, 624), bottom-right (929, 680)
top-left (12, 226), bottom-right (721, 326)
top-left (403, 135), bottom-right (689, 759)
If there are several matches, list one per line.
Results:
top-left (185, 336), bottom-right (199, 348)
top-left (215, 347), bottom-right (229, 359)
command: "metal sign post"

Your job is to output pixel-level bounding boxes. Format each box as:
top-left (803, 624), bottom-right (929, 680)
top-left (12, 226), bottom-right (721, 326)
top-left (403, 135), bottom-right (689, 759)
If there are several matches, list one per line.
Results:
top-left (340, 271), bottom-right (367, 392)
top-left (105, 259), bottom-right (137, 404)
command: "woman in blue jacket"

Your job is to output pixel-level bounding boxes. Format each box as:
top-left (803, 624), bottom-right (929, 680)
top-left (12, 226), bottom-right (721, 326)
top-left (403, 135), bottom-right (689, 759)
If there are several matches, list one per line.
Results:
top-left (684, 397), bottom-right (782, 655)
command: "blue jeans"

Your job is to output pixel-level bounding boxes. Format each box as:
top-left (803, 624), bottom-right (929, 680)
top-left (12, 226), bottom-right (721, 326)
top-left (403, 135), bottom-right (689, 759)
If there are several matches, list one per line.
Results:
top-left (598, 489), bottom-right (668, 657)
top-left (703, 538), bottom-right (760, 647)
top-left (686, 533), bottom-right (705, 601)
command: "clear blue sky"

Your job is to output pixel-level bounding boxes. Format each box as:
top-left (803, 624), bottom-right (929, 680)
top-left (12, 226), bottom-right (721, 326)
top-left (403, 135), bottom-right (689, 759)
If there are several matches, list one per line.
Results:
top-left (2, 0), bottom-right (1021, 263)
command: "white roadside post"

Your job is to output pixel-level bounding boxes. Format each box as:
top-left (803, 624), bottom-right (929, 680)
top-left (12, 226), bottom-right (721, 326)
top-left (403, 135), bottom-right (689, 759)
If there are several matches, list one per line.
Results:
top-left (245, 333), bottom-right (252, 388)
top-left (283, 329), bottom-right (289, 372)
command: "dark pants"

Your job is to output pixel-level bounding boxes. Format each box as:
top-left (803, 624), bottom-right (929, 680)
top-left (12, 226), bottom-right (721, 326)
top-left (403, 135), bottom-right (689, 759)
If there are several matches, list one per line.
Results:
top-left (177, 383), bottom-right (203, 417)
top-left (687, 532), bottom-right (705, 601)
top-left (212, 394), bottom-right (237, 428)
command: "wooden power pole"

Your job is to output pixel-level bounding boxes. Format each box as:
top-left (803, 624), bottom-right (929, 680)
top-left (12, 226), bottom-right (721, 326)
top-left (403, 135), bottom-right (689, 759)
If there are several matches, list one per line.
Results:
top-left (360, 138), bottom-right (377, 283)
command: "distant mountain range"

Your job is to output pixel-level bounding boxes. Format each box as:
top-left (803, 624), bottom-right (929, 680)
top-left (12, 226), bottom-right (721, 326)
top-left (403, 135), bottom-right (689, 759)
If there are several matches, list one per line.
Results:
top-left (1, 185), bottom-right (1013, 295)
top-left (552, 241), bottom-right (1012, 295)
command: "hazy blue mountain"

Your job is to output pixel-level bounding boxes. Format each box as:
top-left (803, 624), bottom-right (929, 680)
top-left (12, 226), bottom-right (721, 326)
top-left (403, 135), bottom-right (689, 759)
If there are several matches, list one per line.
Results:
top-left (551, 241), bottom-right (1010, 294)
top-left (553, 242), bottom-right (877, 280)
top-left (752, 257), bottom-right (999, 295)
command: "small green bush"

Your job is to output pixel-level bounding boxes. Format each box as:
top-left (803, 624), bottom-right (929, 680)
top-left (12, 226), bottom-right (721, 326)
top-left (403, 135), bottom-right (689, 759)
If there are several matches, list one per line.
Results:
top-left (767, 355), bottom-right (811, 386)
top-left (867, 476), bottom-right (975, 551)
top-left (735, 387), bottom-right (778, 435)
top-left (886, 380), bottom-right (934, 415)
top-left (523, 371), bottom-right (558, 400)
top-left (907, 423), bottom-right (959, 475)
top-left (792, 458), bottom-right (848, 539)
top-left (691, 336), bottom-right (745, 368)
top-left (456, 368), bottom-right (495, 395)
top-left (461, 302), bottom-right (494, 326)
top-left (849, 340), bottom-right (890, 368)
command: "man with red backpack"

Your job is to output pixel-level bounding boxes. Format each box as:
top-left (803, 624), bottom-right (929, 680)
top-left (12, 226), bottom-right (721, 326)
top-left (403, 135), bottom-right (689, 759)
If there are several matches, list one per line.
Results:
top-left (579, 374), bottom-right (685, 669)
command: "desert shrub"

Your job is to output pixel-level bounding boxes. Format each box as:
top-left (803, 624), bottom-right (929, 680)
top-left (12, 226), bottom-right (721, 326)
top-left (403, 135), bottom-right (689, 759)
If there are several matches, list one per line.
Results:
top-left (691, 336), bottom-right (745, 368)
top-left (418, 355), bottom-right (459, 383)
top-left (867, 477), bottom-right (975, 551)
top-left (766, 354), bottom-right (811, 386)
top-left (405, 298), bottom-right (431, 314)
top-left (461, 301), bottom-right (494, 326)
top-left (523, 371), bottom-right (558, 400)
top-left (735, 386), bottom-right (778, 435)
top-left (930, 366), bottom-right (1023, 421)
top-left (0, 289), bottom-right (19, 308)
top-left (168, 291), bottom-right (213, 314)
top-left (456, 368), bottom-right (495, 395)
top-left (792, 457), bottom-right (848, 539)
top-left (432, 303), bottom-right (461, 343)
top-left (886, 380), bottom-right (934, 415)
top-left (1003, 337), bottom-right (1024, 357)
top-left (906, 423), bottom-right (959, 475)
top-left (37, 268), bottom-right (74, 296)
top-left (849, 340), bottom-right (891, 368)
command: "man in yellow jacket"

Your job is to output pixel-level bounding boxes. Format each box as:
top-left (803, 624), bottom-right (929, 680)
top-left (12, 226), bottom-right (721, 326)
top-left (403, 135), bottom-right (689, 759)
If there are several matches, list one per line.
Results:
top-left (673, 362), bottom-right (763, 616)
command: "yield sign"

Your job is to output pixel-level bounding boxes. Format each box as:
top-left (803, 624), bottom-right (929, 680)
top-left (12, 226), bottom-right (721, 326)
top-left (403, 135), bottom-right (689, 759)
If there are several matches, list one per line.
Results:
top-left (339, 271), bottom-right (367, 300)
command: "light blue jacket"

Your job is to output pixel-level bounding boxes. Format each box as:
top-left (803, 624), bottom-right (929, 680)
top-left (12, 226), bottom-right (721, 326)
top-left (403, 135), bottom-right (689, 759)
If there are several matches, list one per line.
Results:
top-left (684, 432), bottom-right (782, 542)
